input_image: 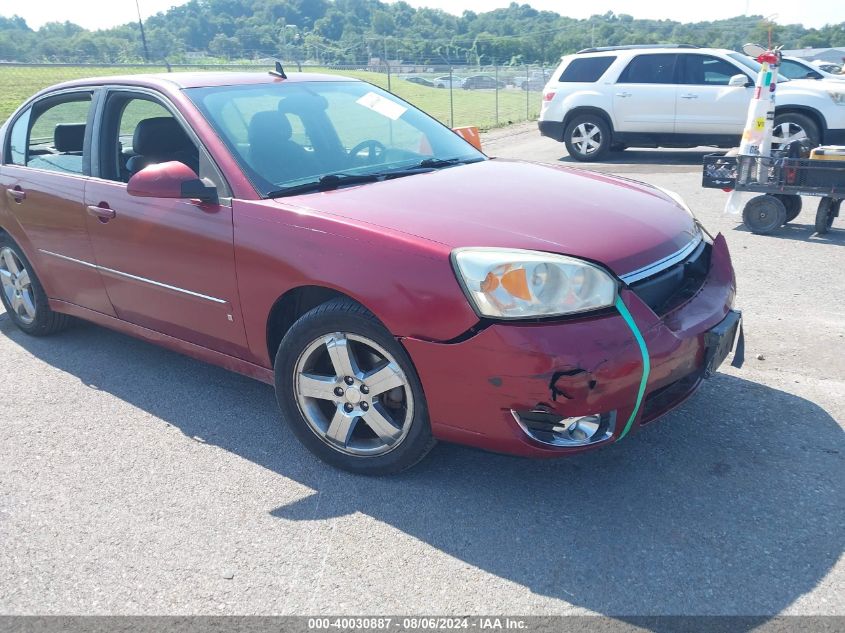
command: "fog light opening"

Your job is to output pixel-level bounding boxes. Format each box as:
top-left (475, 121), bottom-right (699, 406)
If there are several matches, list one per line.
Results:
top-left (511, 410), bottom-right (616, 448)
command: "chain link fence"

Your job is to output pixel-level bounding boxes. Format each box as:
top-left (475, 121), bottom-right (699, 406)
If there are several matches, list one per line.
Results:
top-left (0, 62), bottom-right (550, 131)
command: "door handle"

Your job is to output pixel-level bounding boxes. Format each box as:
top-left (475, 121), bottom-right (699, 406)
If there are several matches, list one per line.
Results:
top-left (87, 204), bottom-right (116, 222)
top-left (680, 94), bottom-right (699, 99)
top-left (6, 186), bottom-right (25, 203)
top-left (615, 91), bottom-right (632, 98)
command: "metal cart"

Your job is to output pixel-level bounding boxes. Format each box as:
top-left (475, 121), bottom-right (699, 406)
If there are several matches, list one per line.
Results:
top-left (702, 153), bottom-right (845, 235)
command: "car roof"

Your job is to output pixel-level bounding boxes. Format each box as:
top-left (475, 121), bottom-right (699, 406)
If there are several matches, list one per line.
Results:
top-left (562, 46), bottom-right (734, 59)
top-left (36, 71), bottom-right (357, 96)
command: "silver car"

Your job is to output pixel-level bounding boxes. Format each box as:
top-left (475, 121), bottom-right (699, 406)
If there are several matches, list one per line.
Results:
top-left (433, 75), bottom-right (464, 89)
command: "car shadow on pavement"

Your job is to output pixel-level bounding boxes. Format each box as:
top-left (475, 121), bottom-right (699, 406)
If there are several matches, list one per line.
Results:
top-left (3, 316), bottom-right (843, 620)
top-left (732, 221), bottom-right (844, 245)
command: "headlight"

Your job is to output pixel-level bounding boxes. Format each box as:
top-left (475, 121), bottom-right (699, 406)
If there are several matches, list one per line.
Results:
top-left (452, 248), bottom-right (617, 319)
top-left (829, 91), bottom-right (845, 106)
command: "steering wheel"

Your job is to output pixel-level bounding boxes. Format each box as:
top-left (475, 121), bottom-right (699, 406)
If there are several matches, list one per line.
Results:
top-left (348, 139), bottom-right (387, 166)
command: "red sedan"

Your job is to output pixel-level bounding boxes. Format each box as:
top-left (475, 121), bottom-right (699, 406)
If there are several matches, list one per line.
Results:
top-left (0, 70), bottom-right (742, 474)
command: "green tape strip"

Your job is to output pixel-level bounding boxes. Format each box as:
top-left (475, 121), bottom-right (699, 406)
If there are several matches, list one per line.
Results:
top-left (614, 295), bottom-right (651, 440)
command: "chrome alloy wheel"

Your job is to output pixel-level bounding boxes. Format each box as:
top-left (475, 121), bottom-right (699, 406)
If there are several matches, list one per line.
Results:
top-left (0, 247), bottom-right (36, 325)
top-left (294, 332), bottom-right (414, 456)
top-left (570, 122), bottom-right (602, 156)
top-left (771, 121), bottom-right (808, 151)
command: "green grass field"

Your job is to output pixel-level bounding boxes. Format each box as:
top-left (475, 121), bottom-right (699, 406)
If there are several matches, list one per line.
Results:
top-left (0, 65), bottom-right (542, 131)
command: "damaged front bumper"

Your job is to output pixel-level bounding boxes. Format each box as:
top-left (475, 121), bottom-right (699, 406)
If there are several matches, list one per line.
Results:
top-left (401, 234), bottom-right (739, 457)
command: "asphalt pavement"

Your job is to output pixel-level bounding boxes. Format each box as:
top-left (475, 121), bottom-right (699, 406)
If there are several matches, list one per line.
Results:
top-left (1, 124), bottom-right (843, 618)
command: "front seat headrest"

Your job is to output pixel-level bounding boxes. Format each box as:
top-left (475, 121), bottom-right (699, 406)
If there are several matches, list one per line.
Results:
top-left (133, 117), bottom-right (193, 156)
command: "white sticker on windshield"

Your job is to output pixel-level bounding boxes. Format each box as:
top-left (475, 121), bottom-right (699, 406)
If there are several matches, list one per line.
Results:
top-left (355, 91), bottom-right (407, 120)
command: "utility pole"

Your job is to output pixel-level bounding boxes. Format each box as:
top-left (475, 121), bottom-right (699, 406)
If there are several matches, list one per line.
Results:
top-left (281, 23), bottom-right (297, 62)
top-left (135, 0), bottom-right (150, 63)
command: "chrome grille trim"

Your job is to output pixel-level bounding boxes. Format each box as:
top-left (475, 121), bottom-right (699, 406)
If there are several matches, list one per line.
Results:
top-left (620, 232), bottom-right (703, 285)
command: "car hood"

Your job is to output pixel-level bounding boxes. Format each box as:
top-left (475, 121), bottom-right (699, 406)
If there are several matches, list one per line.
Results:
top-left (274, 159), bottom-right (699, 277)
top-left (785, 77), bottom-right (845, 89)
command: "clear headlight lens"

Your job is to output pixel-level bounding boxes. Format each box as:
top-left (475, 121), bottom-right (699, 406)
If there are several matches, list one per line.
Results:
top-left (828, 91), bottom-right (845, 106)
top-left (452, 248), bottom-right (617, 319)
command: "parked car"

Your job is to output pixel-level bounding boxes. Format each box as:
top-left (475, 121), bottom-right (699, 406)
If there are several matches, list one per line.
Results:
top-left (403, 75), bottom-right (435, 87)
top-left (0, 70), bottom-right (740, 474)
top-left (433, 75), bottom-right (464, 89)
top-left (780, 56), bottom-right (845, 81)
top-left (539, 45), bottom-right (845, 161)
top-left (462, 74), bottom-right (505, 90)
top-left (515, 70), bottom-right (552, 91)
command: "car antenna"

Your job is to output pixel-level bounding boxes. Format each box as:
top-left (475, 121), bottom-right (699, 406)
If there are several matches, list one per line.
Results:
top-left (270, 61), bottom-right (287, 79)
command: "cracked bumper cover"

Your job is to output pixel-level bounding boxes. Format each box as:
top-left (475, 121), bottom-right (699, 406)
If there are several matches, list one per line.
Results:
top-left (401, 234), bottom-right (737, 457)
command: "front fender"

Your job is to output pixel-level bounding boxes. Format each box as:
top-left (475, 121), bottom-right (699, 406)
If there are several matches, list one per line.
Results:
top-left (233, 199), bottom-right (480, 366)
top-left (778, 87), bottom-right (845, 130)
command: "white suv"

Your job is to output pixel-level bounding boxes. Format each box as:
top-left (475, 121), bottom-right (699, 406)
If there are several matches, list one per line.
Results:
top-left (539, 45), bottom-right (845, 161)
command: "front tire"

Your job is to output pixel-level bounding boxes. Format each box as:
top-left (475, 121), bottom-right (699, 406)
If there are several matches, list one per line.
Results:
top-left (743, 195), bottom-right (787, 235)
top-left (0, 234), bottom-right (70, 336)
top-left (564, 114), bottom-right (611, 162)
top-left (274, 298), bottom-right (436, 475)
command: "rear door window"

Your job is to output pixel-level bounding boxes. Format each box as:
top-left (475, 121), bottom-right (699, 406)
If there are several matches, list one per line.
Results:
top-left (558, 56), bottom-right (616, 82)
top-left (617, 54), bottom-right (678, 84)
top-left (6, 108), bottom-right (31, 166)
top-left (18, 94), bottom-right (93, 175)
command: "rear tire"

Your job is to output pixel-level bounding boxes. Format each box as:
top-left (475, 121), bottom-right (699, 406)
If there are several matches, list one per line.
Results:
top-left (274, 298), bottom-right (436, 475)
top-left (0, 234), bottom-right (70, 336)
top-left (564, 114), bottom-right (611, 162)
top-left (742, 195), bottom-right (786, 235)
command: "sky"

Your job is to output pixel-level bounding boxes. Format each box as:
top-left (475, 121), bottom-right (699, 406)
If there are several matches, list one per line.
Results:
top-left (1, 0), bottom-right (844, 31)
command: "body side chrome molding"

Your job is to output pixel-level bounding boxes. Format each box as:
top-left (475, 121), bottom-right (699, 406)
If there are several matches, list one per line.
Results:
top-left (38, 249), bottom-right (228, 305)
top-left (620, 233), bottom-right (703, 285)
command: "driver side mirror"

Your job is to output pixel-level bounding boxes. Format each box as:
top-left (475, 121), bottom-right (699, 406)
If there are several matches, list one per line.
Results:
top-left (127, 161), bottom-right (218, 204)
top-left (729, 74), bottom-right (753, 88)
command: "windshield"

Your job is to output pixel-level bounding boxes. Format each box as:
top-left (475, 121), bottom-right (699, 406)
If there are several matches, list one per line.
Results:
top-left (727, 53), bottom-right (791, 82)
top-left (186, 80), bottom-right (485, 196)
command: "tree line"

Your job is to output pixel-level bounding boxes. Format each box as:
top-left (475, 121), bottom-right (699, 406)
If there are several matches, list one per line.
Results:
top-left (1, 0), bottom-right (844, 66)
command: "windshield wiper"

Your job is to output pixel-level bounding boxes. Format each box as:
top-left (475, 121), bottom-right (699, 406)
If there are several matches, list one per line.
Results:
top-left (417, 156), bottom-right (484, 169)
top-left (267, 172), bottom-right (382, 198)
top-left (266, 157), bottom-right (485, 198)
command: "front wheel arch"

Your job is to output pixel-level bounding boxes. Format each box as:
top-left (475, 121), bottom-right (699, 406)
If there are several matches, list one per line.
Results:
top-left (562, 107), bottom-right (614, 138)
top-left (266, 285), bottom-right (386, 367)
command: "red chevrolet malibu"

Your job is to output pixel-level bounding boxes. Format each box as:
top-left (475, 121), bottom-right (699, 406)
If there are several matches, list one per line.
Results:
top-left (0, 71), bottom-right (742, 474)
